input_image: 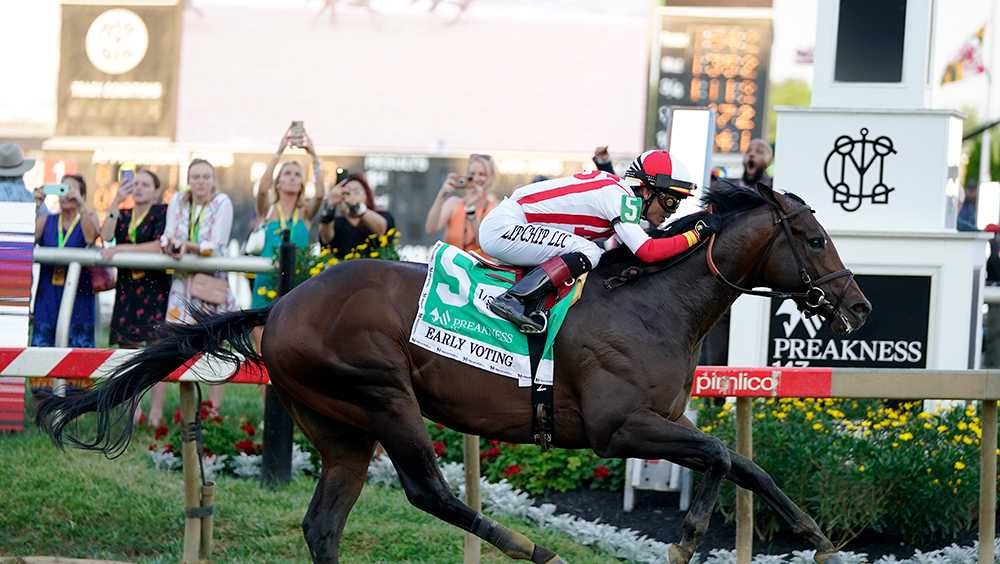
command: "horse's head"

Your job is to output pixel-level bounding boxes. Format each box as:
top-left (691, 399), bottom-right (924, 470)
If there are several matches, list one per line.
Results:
top-left (745, 182), bottom-right (871, 334)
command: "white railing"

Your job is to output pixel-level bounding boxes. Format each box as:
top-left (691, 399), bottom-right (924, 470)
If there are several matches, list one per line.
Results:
top-left (32, 247), bottom-right (274, 348)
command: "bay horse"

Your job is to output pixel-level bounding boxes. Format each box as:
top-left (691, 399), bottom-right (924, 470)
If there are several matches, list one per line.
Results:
top-left (38, 182), bottom-right (870, 563)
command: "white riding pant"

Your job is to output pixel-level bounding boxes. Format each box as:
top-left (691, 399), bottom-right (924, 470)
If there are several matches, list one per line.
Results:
top-left (479, 198), bottom-right (604, 267)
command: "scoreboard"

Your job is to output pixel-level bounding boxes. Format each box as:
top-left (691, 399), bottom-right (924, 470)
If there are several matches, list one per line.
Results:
top-left (650, 12), bottom-right (772, 155)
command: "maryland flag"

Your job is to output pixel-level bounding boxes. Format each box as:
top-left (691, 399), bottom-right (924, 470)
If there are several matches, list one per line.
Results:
top-left (941, 25), bottom-right (987, 85)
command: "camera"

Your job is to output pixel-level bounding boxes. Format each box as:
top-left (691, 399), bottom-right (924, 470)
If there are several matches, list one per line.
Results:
top-left (336, 167), bottom-right (349, 184)
top-left (454, 175), bottom-right (474, 189)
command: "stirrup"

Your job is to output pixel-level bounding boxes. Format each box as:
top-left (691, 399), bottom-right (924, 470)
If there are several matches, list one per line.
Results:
top-left (521, 311), bottom-right (549, 334)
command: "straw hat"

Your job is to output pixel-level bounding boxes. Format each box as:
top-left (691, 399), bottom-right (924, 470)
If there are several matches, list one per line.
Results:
top-left (0, 143), bottom-right (35, 176)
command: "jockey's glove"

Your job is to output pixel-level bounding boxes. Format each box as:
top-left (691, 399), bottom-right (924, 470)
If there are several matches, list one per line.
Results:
top-left (693, 215), bottom-right (722, 240)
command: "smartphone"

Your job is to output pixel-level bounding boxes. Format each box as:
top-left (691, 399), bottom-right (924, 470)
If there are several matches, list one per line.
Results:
top-left (336, 167), bottom-right (349, 184)
top-left (289, 120), bottom-right (305, 147)
top-left (42, 183), bottom-right (69, 197)
top-left (118, 162), bottom-right (136, 184)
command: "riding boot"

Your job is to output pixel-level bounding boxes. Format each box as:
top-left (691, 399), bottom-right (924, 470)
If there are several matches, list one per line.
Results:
top-left (490, 252), bottom-right (591, 333)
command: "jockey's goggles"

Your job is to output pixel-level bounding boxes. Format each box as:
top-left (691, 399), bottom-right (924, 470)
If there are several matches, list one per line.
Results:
top-left (623, 173), bottom-right (696, 198)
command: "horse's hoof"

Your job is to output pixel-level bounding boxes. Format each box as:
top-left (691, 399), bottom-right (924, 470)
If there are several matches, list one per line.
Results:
top-left (667, 543), bottom-right (693, 564)
top-left (815, 550), bottom-right (845, 564)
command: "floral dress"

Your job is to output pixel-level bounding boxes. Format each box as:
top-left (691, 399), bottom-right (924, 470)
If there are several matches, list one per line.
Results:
top-left (110, 204), bottom-right (171, 346)
top-left (160, 192), bottom-right (236, 324)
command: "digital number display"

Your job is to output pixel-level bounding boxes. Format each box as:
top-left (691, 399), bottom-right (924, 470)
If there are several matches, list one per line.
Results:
top-left (652, 15), bottom-right (772, 155)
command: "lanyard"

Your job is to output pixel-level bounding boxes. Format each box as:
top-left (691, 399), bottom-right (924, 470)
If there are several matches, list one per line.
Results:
top-left (276, 205), bottom-right (299, 231)
top-left (128, 206), bottom-right (149, 243)
top-left (57, 214), bottom-right (80, 248)
top-left (188, 202), bottom-right (206, 242)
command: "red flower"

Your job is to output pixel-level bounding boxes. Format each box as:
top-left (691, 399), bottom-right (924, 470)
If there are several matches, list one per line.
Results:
top-left (200, 400), bottom-right (214, 408)
top-left (488, 439), bottom-right (500, 447)
top-left (202, 447), bottom-right (213, 457)
top-left (137, 413), bottom-right (148, 426)
top-left (148, 442), bottom-right (158, 451)
top-left (480, 447), bottom-right (501, 459)
top-left (212, 415), bottom-right (223, 423)
top-left (593, 465), bottom-right (610, 479)
top-left (173, 409), bottom-right (182, 424)
top-left (433, 441), bottom-right (446, 457)
top-left (503, 464), bottom-right (522, 477)
top-left (240, 422), bottom-right (256, 436)
top-left (163, 443), bottom-right (175, 453)
top-left (434, 423), bottom-right (445, 430)
top-left (154, 424), bottom-right (169, 440)
top-left (234, 439), bottom-right (257, 455)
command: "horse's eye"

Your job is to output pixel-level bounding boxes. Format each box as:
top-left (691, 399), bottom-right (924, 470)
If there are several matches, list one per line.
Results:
top-left (808, 237), bottom-right (825, 249)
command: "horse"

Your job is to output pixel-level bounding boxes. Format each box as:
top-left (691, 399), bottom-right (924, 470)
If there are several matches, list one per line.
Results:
top-left (37, 181), bottom-right (870, 564)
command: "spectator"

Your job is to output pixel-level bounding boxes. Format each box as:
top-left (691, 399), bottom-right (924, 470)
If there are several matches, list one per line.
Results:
top-left (424, 154), bottom-right (498, 252)
top-left (160, 159), bottom-right (234, 410)
top-left (958, 183), bottom-right (979, 232)
top-left (592, 145), bottom-right (614, 174)
top-left (319, 172), bottom-right (393, 259)
top-left (99, 169), bottom-right (171, 425)
top-left (250, 127), bottom-right (325, 308)
top-left (0, 142), bottom-right (36, 203)
top-left (738, 138), bottom-right (773, 188)
top-left (31, 174), bottom-right (100, 391)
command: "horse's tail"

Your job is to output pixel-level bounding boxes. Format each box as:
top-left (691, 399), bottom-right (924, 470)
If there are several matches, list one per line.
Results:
top-left (36, 306), bottom-right (271, 458)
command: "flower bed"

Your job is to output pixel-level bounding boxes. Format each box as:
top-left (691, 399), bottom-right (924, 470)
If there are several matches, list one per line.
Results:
top-left (698, 398), bottom-right (992, 547)
top-left (425, 421), bottom-right (624, 494)
top-left (141, 400), bottom-right (318, 480)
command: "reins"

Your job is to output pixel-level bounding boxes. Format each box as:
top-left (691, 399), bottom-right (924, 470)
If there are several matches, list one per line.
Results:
top-left (606, 197), bottom-right (854, 316)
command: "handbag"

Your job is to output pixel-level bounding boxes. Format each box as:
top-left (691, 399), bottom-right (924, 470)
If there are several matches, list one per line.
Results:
top-left (90, 266), bottom-right (117, 293)
top-left (245, 208), bottom-right (272, 255)
top-left (189, 273), bottom-right (229, 305)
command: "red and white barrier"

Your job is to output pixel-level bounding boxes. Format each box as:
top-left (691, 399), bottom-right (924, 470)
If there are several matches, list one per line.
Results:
top-left (0, 348), bottom-right (269, 385)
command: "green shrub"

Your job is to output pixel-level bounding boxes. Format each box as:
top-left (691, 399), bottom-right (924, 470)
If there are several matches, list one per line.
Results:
top-left (697, 398), bottom-right (987, 547)
top-left (425, 422), bottom-right (624, 494)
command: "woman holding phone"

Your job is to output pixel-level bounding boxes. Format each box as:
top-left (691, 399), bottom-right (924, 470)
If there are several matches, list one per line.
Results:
top-left (249, 125), bottom-right (325, 308)
top-left (31, 175), bottom-right (101, 392)
top-left (424, 153), bottom-right (498, 252)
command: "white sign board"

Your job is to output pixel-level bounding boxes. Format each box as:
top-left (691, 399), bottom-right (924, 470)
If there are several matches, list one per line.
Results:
top-left (774, 107), bottom-right (963, 232)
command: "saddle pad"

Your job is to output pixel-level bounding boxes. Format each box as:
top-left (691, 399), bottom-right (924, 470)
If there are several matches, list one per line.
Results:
top-left (410, 242), bottom-right (585, 387)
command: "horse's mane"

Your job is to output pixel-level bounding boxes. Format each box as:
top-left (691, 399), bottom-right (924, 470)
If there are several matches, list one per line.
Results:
top-left (596, 181), bottom-right (804, 272)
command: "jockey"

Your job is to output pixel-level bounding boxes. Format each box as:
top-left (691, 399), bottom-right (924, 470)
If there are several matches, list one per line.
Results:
top-left (480, 149), bottom-right (721, 333)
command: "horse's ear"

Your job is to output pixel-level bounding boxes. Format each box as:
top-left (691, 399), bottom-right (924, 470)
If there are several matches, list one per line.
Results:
top-left (755, 180), bottom-right (786, 211)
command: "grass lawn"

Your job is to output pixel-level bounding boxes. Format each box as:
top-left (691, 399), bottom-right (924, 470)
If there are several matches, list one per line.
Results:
top-left (0, 385), bottom-right (609, 563)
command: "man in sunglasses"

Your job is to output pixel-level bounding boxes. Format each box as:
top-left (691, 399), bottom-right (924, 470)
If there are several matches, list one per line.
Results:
top-left (480, 149), bottom-right (721, 333)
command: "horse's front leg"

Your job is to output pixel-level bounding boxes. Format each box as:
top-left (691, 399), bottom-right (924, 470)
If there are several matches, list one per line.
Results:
top-left (594, 409), bottom-right (731, 563)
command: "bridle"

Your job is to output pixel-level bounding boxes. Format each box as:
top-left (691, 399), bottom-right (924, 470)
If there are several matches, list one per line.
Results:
top-left (705, 201), bottom-right (854, 316)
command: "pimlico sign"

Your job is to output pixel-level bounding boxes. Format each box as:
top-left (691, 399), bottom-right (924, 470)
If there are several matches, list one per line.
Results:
top-left (767, 274), bottom-right (931, 369)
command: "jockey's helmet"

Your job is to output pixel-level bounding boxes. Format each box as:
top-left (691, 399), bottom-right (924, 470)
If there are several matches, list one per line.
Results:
top-left (623, 150), bottom-right (697, 199)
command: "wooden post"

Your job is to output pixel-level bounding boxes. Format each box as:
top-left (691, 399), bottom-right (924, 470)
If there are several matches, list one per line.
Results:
top-left (735, 397), bottom-right (753, 564)
top-left (179, 382), bottom-right (201, 564)
top-left (463, 434), bottom-right (481, 564)
top-left (979, 400), bottom-right (997, 564)
top-left (199, 481), bottom-right (216, 560)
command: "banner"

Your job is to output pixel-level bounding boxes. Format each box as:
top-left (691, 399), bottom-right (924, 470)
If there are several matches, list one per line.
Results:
top-left (56, 2), bottom-right (182, 138)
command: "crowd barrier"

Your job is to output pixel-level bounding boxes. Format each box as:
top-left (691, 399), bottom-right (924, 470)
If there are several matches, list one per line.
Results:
top-left (6, 348), bottom-right (1000, 563)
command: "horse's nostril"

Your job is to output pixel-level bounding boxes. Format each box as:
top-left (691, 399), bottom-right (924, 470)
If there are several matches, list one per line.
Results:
top-left (851, 302), bottom-right (872, 317)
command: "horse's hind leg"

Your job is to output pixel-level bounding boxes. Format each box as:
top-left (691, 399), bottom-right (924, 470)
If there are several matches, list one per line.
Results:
top-left (672, 415), bottom-right (843, 563)
top-left (372, 396), bottom-right (564, 563)
top-left (285, 400), bottom-right (376, 564)
top-left (596, 409), bottom-right (732, 564)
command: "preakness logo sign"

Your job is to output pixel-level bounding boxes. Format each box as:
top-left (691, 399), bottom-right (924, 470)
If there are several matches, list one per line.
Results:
top-left (767, 274), bottom-right (930, 368)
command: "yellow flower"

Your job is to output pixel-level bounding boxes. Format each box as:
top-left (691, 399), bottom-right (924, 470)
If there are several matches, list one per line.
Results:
top-left (962, 437), bottom-right (974, 445)
top-left (892, 442), bottom-right (899, 448)
top-left (932, 478), bottom-right (940, 485)
top-left (257, 286), bottom-right (267, 296)
top-left (701, 425), bottom-right (714, 433)
top-left (926, 467), bottom-right (933, 474)
top-left (320, 247), bottom-right (330, 257)
top-left (956, 478), bottom-right (962, 485)
top-left (327, 258), bottom-right (339, 266)
top-left (937, 425), bottom-right (948, 434)
top-left (805, 411), bottom-right (814, 421)
top-left (812, 422), bottom-right (823, 431)
top-left (953, 434), bottom-right (964, 443)
top-left (958, 421), bottom-right (968, 431)
top-left (773, 411), bottom-right (787, 420)
top-left (858, 464), bottom-right (866, 473)
top-left (923, 422), bottom-right (933, 430)
top-left (954, 461), bottom-right (966, 470)
top-left (899, 432), bottom-right (913, 441)
top-left (369, 251), bottom-right (379, 257)
top-left (267, 290), bottom-right (277, 299)
top-left (386, 227), bottom-right (397, 236)
top-left (863, 429), bottom-right (872, 436)
top-left (755, 413), bottom-right (765, 420)
top-left (917, 412), bottom-right (932, 420)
